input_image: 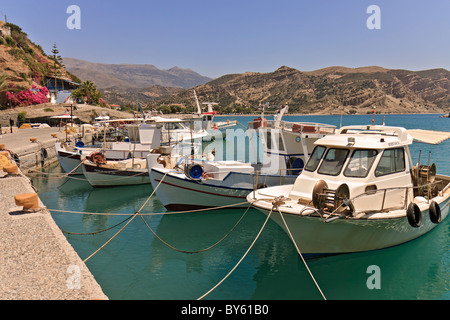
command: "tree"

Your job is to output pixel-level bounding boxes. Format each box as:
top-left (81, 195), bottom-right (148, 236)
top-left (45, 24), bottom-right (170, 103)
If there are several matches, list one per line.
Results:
top-left (51, 43), bottom-right (65, 67)
top-left (71, 80), bottom-right (102, 105)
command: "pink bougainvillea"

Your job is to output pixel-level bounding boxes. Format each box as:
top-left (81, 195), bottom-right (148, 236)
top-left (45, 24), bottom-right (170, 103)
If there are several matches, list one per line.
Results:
top-left (6, 86), bottom-right (50, 107)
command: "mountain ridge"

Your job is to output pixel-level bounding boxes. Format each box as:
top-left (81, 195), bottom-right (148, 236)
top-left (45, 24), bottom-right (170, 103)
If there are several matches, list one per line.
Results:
top-left (63, 57), bottom-right (212, 89)
top-left (151, 65), bottom-right (450, 114)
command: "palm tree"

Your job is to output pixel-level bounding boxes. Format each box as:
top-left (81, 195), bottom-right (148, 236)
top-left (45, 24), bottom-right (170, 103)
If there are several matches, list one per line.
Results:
top-left (0, 73), bottom-right (11, 93)
top-left (71, 80), bottom-right (102, 105)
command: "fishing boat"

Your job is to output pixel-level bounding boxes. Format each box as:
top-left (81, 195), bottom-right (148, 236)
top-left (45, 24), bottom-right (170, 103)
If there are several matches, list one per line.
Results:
top-left (148, 106), bottom-right (336, 210)
top-left (55, 122), bottom-right (162, 174)
top-left (82, 154), bottom-right (151, 187)
top-left (248, 125), bottom-right (450, 257)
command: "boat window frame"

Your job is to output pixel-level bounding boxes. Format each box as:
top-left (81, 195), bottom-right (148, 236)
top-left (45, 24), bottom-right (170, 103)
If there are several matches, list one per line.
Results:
top-left (317, 147), bottom-right (350, 176)
top-left (343, 149), bottom-right (379, 178)
top-left (304, 145), bottom-right (326, 172)
top-left (374, 147), bottom-right (406, 177)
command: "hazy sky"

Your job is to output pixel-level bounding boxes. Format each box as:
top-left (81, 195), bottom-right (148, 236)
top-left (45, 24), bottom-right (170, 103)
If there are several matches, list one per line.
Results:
top-left (2, 0), bottom-right (449, 78)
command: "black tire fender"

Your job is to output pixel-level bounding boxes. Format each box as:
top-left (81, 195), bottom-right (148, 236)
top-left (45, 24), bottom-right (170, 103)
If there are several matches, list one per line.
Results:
top-left (407, 203), bottom-right (422, 228)
top-left (429, 200), bottom-right (441, 224)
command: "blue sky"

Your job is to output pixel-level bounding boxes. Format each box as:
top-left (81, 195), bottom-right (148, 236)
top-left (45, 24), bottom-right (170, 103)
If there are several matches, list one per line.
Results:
top-left (2, 0), bottom-right (450, 78)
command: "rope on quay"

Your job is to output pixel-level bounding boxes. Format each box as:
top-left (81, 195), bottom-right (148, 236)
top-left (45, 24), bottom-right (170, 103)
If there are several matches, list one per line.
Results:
top-left (197, 206), bottom-right (273, 300)
top-left (274, 203), bottom-right (327, 300)
top-left (82, 171), bottom-right (168, 263)
top-left (139, 203), bottom-right (252, 254)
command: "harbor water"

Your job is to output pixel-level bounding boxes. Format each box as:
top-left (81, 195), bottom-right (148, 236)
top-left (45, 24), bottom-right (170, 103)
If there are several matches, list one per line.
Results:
top-left (30, 114), bottom-right (449, 300)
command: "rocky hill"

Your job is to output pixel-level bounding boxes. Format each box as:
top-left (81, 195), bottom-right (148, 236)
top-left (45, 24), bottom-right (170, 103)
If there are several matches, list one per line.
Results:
top-left (153, 66), bottom-right (450, 114)
top-left (0, 20), bottom-right (79, 104)
top-left (63, 57), bottom-right (212, 89)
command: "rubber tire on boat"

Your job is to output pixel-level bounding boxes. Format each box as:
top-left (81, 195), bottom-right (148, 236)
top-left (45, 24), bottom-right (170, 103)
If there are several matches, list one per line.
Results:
top-left (429, 200), bottom-right (441, 224)
top-left (257, 183), bottom-right (268, 189)
top-left (407, 203), bottom-right (422, 228)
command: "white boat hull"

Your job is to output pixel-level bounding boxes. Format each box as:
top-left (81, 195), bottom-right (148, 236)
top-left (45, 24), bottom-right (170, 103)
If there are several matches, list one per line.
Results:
top-left (83, 162), bottom-right (150, 187)
top-left (56, 149), bottom-right (84, 174)
top-left (248, 185), bottom-right (450, 256)
top-left (150, 167), bottom-right (297, 211)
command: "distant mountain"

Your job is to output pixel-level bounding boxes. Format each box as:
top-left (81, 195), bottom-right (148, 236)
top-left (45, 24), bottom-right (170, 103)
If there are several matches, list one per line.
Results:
top-left (153, 65), bottom-right (450, 114)
top-left (63, 57), bottom-right (212, 89)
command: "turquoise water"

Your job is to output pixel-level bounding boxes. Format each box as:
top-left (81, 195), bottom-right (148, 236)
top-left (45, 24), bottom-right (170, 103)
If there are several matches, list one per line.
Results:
top-left (31, 114), bottom-right (449, 300)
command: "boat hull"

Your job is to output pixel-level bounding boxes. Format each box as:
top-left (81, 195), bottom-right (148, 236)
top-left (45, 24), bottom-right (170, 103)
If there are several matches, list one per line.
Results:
top-left (150, 167), bottom-right (297, 211)
top-left (249, 188), bottom-right (450, 256)
top-left (56, 150), bottom-right (84, 174)
top-left (83, 162), bottom-right (150, 187)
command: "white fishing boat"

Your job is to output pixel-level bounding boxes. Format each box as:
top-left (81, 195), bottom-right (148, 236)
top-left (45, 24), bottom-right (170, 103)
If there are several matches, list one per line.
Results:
top-left (248, 125), bottom-right (450, 257)
top-left (148, 106), bottom-right (336, 210)
top-left (55, 122), bottom-right (170, 174)
top-left (82, 155), bottom-right (151, 187)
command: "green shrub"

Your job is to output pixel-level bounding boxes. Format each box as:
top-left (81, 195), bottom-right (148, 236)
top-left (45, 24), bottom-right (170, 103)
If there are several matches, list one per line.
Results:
top-left (17, 111), bottom-right (27, 123)
top-left (0, 37), bottom-right (5, 45)
top-left (44, 108), bottom-right (54, 112)
top-left (5, 36), bottom-right (16, 47)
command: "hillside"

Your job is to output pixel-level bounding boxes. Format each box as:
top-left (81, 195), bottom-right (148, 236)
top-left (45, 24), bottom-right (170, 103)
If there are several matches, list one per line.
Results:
top-left (0, 20), bottom-right (79, 105)
top-left (63, 57), bottom-right (212, 89)
top-left (153, 66), bottom-right (450, 114)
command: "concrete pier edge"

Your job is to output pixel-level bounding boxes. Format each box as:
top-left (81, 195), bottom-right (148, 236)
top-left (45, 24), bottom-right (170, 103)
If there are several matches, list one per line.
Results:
top-left (0, 128), bottom-right (108, 300)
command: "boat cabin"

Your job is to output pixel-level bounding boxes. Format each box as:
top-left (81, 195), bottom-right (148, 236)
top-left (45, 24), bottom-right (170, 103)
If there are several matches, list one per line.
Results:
top-left (248, 106), bottom-right (336, 177)
top-left (289, 125), bottom-right (433, 213)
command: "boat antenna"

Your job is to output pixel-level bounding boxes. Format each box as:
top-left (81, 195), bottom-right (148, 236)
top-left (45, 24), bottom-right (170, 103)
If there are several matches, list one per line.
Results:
top-left (138, 102), bottom-right (146, 122)
top-left (190, 119), bottom-right (195, 162)
top-left (194, 90), bottom-right (201, 115)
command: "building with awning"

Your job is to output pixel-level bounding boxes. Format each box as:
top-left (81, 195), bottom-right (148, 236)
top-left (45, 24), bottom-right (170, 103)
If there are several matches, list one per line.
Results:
top-left (45, 76), bottom-right (80, 91)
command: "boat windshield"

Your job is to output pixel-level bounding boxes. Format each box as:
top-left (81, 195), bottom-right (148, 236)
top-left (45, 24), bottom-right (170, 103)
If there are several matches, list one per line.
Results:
top-left (344, 149), bottom-right (378, 178)
top-left (317, 148), bottom-right (349, 176)
top-left (304, 146), bottom-right (326, 172)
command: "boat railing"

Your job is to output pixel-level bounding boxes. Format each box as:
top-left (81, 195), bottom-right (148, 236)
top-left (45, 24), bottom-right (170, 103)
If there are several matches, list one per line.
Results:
top-left (346, 179), bottom-right (449, 214)
top-left (247, 119), bottom-right (336, 134)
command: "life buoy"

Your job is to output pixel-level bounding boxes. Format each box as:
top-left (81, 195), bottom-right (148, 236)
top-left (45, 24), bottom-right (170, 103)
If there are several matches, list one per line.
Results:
top-left (407, 203), bottom-right (422, 228)
top-left (429, 200), bottom-right (441, 224)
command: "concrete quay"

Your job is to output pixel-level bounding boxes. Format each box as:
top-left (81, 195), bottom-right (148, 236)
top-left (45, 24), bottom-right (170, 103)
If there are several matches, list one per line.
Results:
top-left (0, 126), bottom-right (97, 171)
top-left (0, 129), bottom-right (108, 300)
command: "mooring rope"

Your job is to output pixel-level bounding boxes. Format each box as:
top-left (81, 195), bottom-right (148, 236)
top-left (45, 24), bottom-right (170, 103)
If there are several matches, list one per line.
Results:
top-left (197, 206), bottom-right (273, 300)
top-left (139, 203), bottom-right (252, 254)
top-left (59, 214), bottom-right (135, 235)
top-left (46, 201), bottom-right (250, 216)
top-left (82, 171), bottom-right (168, 263)
top-left (275, 205), bottom-right (327, 300)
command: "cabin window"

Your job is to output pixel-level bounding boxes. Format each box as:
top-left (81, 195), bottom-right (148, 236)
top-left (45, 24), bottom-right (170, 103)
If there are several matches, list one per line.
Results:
top-left (164, 122), bottom-right (183, 130)
top-left (278, 132), bottom-right (285, 151)
top-left (265, 131), bottom-right (272, 150)
top-left (375, 148), bottom-right (406, 176)
top-left (344, 149), bottom-right (378, 178)
top-left (317, 148), bottom-right (349, 176)
top-left (304, 146), bottom-right (326, 172)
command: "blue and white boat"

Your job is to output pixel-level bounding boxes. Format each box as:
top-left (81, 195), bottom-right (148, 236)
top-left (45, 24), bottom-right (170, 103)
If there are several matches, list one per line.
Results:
top-left (148, 106), bottom-right (336, 210)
